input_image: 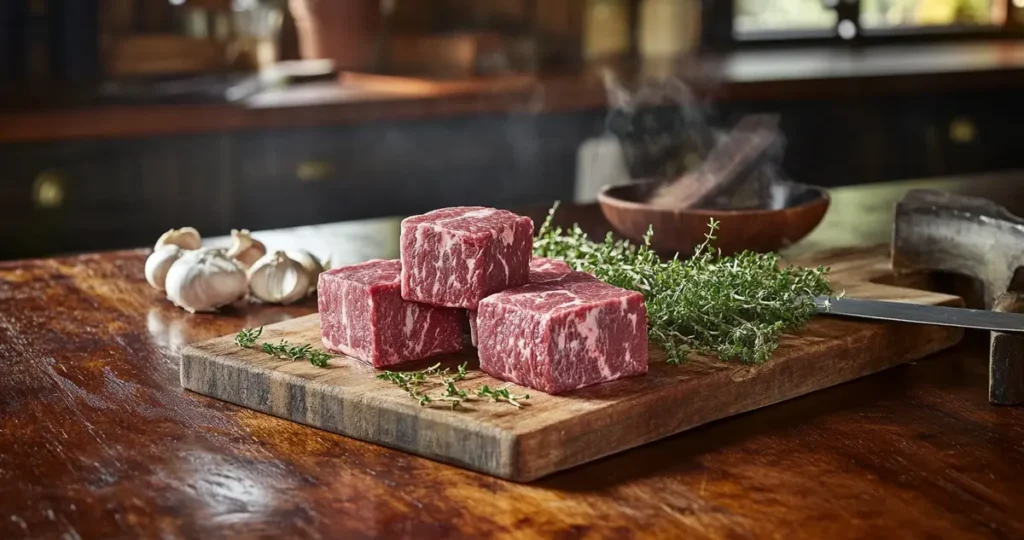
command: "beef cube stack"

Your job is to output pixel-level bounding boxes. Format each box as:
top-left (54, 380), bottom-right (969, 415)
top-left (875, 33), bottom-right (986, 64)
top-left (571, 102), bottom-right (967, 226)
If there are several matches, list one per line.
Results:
top-left (319, 206), bottom-right (649, 394)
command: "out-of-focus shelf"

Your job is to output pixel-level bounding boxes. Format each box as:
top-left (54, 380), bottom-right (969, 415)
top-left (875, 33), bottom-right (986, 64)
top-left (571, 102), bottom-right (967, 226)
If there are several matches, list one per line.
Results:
top-left (3, 40), bottom-right (1024, 143)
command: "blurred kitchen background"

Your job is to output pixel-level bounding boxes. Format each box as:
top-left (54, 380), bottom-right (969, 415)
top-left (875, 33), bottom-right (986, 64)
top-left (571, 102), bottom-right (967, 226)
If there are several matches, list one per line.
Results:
top-left (2, 0), bottom-right (1023, 260)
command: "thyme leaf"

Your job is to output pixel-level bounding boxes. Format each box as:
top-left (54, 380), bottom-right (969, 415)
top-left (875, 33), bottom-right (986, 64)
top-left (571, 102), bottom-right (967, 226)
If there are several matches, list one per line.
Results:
top-left (233, 327), bottom-right (332, 368)
top-left (234, 326), bottom-right (262, 348)
top-left (376, 362), bottom-right (527, 410)
top-left (476, 385), bottom-right (530, 408)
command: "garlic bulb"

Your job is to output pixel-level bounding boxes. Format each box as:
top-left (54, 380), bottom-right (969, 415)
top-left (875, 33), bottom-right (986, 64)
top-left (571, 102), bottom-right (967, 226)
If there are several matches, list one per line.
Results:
top-left (287, 249), bottom-right (325, 294)
top-left (155, 227), bottom-right (202, 251)
top-left (164, 249), bottom-right (248, 313)
top-left (226, 229), bottom-right (267, 269)
top-left (248, 251), bottom-right (311, 304)
top-left (145, 245), bottom-right (183, 291)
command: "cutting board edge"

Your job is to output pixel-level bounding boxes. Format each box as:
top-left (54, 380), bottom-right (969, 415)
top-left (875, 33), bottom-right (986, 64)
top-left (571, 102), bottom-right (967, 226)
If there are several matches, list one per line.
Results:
top-left (180, 318), bottom-right (964, 483)
top-left (180, 344), bottom-right (523, 479)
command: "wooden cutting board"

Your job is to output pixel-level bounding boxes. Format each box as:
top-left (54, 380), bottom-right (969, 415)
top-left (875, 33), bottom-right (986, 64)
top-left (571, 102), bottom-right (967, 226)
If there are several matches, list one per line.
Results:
top-left (180, 246), bottom-right (964, 482)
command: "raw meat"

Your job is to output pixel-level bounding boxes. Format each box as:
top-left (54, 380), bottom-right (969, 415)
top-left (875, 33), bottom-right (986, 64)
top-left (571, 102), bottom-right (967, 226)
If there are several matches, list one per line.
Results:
top-left (476, 272), bottom-right (648, 394)
top-left (400, 207), bottom-right (533, 310)
top-left (318, 259), bottom-right (464, 368)
top-left (468, 256), bottom-right (573, 346)
top-left (526, 256), bottom-right (575, 282)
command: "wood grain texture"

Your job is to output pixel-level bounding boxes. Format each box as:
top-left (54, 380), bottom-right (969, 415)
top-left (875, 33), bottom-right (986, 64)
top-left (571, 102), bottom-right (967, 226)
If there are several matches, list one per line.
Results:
top-left (181, 247), bottom-right (964, 481)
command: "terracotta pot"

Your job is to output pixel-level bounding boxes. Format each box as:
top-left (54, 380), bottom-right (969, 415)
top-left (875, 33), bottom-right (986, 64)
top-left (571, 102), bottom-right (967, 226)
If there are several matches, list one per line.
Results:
top-left (289, 0), bottom-right (380, 70)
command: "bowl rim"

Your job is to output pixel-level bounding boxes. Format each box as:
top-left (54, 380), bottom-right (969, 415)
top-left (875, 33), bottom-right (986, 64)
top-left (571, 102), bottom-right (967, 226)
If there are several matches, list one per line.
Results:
top-left (597, 179), bottom-right (830, 217)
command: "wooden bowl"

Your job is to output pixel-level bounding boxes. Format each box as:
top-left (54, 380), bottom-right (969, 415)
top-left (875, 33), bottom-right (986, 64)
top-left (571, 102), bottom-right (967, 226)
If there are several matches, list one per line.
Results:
top-left (597, 180), bottom-right (830, 256)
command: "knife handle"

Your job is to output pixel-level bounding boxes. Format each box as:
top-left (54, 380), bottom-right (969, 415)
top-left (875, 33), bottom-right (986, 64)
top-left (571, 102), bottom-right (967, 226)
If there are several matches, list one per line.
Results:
top-left (989, 292), bottom-right (1024, 405)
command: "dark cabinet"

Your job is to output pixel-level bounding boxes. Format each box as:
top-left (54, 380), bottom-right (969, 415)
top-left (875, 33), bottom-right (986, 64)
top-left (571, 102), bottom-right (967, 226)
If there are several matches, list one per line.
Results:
top-left (722, 91), bottom-right (1024, 188)
top-left (0, 135), bottom-right (234, 259)
top-left (230, 113), bottom-right (580, 232)
top-left (1, 91), bottom-right (1023, 261)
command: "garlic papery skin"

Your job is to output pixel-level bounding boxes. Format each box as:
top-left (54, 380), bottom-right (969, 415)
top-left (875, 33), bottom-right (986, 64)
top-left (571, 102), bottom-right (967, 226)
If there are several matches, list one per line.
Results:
top-left (227, 229), bottom-right (267, 269)
top-left (145, 245), bottom-right (184, 291)
top-left (164, 249), bottom-right (248, 313)
top-left (248, 251), bottom-right (311, 304)
top-left (287, 249), bottom-right (325, 294)
top-left (155, 227), bottom-right (202, 251)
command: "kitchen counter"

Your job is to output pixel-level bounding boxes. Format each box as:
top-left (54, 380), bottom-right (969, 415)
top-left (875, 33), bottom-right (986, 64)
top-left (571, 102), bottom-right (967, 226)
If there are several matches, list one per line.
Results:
top-left (2, 175), bottom-right (1024, 538)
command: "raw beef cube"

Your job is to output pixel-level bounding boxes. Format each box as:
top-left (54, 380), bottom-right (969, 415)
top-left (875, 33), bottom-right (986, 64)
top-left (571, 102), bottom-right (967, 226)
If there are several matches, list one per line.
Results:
top-left (318, 259), bottom-right (464, 368)
top-left (527, 256), bottom-right (574, 282)
top-left (400, 206), bottom-right (533, 309)
top-left (476, 272), bottom-right (648, 394)
top-left (468, 256), bottom-right (574, 346)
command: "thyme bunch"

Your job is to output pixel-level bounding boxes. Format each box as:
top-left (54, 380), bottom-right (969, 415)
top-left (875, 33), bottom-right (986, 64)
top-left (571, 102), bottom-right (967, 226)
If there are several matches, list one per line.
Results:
top-left (534, 203), bottom-right (831, 365)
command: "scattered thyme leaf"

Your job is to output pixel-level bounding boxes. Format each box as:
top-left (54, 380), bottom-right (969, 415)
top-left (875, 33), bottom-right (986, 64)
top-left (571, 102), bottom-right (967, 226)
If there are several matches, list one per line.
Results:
top-left (307, 350), bottom-right (331, 368)
top-left (234, 327), bottom-right (332, 368)
top-left (476, 385), bottom-right (530, 408)
top-left (234, 326), bottom-right (263, 348)
top-left (535, 203), bottom-right (833, 365)
top-left (377, 362), bottom-right (525, 409)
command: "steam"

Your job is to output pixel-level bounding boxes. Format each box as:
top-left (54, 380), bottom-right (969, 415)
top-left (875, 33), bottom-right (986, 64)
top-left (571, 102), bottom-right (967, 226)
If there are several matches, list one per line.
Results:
top-left (600, 68), bottom-right (717, 180)
top-left (599, 68), bottom-right (789, 210)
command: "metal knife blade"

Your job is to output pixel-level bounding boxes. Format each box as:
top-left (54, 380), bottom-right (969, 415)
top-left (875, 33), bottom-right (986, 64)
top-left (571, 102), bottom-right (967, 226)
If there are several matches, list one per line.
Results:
top-left (815, 296), bottom-right (1024, 334)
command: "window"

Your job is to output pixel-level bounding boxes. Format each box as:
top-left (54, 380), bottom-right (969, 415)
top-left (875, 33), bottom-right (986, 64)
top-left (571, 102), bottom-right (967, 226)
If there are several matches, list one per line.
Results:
top-left (723, 0), bottom-right (1021, 45)
top-left (735, 0), bottom-right (837, 36)
top-left (860, 0), bottom-right (1003, 29)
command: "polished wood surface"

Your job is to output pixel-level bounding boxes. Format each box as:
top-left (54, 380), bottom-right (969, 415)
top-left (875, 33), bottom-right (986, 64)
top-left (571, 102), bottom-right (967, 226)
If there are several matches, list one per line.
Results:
top-left (3, 181), bottom-right (1024, 537)
top-left (182, 247), bottom-right (961, 482)
top-left (4, 40), bottom-right (1024, 143)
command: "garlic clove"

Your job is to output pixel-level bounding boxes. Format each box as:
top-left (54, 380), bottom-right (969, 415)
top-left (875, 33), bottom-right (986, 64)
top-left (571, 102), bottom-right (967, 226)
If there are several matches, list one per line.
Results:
top-left (287, 249), bottom-right (326, 294)
top-left (247, 251), bottom-right (311, 305)
top-left (145, 245), bottom-right (184, 291)
top-left (164, 249), bottom-right (248, 313)
top-left (227, 229), bottom-right (267, 269)
top-left (155, 227), bottom-right (202, 251)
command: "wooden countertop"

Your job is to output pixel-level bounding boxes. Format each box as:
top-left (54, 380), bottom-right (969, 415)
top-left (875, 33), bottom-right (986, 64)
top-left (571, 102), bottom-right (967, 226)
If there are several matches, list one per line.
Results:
top-left (3, 176), bottom-right (1024, 537)
top-left (4, 40), bottom-right (1024, 144)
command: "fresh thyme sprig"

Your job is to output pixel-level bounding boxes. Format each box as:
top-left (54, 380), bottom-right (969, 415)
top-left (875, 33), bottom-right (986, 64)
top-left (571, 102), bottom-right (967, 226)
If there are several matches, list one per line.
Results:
top-left (234, 327), bottom-right (332, 368)
top-left (476, 385), bottom-right (530, 408)
top-left (235, 326), bottom-right (263, 348)
top-left (534, 202), bottom-right (832, 365)
top-left (376, 362), bottom-right (527, 410)
top-left (376, 365), bottom-right (438, 406)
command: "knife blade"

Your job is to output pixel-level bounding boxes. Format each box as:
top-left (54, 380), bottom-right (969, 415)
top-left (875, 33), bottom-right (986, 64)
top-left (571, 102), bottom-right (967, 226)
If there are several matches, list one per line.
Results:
top-left (815, 296), bottom-right (1024, 334)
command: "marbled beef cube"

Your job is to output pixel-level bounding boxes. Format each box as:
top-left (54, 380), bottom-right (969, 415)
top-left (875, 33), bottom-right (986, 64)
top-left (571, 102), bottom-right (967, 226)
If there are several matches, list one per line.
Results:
top-left (526, 256), bottom-right (575, 282)
top-left (318, 259), bottom-right (464, 368)
top-left (476, 272), bottom-right (648, 394)
top-left (468, 256), bottom-right (574, 347)
top-left (400, 207), bottom-right (533, 310)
